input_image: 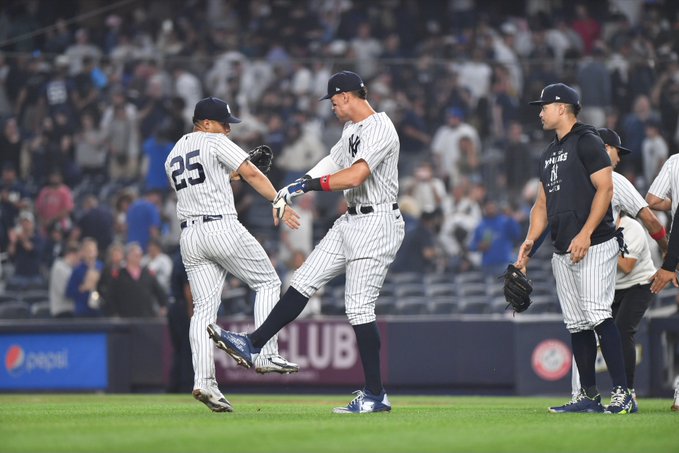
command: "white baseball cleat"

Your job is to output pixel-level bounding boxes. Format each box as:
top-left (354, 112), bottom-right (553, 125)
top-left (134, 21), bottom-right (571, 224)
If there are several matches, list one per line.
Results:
top-left (255, 354), bottom-right (300, 374)
top-left (192, 386), bottom-right (233, 413)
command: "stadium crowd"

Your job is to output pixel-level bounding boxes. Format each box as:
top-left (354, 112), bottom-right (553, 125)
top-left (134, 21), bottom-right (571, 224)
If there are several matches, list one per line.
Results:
top-left (1, 0), bottom-right (679, 318)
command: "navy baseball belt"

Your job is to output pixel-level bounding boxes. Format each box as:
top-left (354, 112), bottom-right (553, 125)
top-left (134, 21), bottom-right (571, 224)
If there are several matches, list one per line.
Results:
top-left (348, 203), bottom-right (398, 215)
top-left (180, 215), bottom-right (223, 229)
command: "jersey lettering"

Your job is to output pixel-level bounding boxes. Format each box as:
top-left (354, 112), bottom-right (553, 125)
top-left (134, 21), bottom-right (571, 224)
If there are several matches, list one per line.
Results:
top-left (169, 149), bottom-right (206, 190)
top-left (348, 134), bottom-right (361, 157)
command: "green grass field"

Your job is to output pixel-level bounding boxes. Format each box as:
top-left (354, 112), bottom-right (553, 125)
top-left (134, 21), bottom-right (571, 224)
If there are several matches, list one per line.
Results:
top-left (0, 394), bottom-right (677, 453)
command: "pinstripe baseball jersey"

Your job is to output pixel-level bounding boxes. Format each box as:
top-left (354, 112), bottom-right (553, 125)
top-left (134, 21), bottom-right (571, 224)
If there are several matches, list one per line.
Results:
top-left (612, 171), bottom-right (648, 222)
top-left (291, 110), bottom-right (404, 326)
top-left (615, 216), bottom-right (656, 289)
top-left (329, 112), bottom-right (399, 206)
top-left (165, 132), bottom-right (249, 221)
top-left (647, 154), bottom-right (679, 216)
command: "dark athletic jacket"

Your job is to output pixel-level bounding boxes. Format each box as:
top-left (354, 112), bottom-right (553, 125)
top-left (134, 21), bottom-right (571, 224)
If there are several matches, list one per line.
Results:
top-left (540, 122), bottom-right (615, 254)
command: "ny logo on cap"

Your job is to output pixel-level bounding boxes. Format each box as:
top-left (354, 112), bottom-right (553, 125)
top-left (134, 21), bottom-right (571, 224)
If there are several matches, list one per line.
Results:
top-left (335, 87), bottom-right (341, 92)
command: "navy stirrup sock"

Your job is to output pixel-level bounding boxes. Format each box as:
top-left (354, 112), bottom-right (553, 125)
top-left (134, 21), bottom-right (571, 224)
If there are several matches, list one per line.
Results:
top-left (250, 287), bottom-right (309, 349)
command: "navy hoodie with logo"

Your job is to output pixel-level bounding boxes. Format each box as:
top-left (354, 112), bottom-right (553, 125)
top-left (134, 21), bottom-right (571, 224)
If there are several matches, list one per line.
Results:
top-left (540, 122), bottom-right (615, 254)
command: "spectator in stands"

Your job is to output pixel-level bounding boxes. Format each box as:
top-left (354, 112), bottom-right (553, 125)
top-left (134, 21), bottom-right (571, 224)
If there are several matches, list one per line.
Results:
top-left (66, 237), bottom-right (103, 317)
top-left (49, 240), bottom-right (79, 318)
top-left (106, 242), bottom-right (167, 318)
top-left (141, 120), bottom-right (174, 192)
top-left (403, 161), bottom-right (447, 214)
top-left (101, 85), bottom-right (140, 183)
top-left (98, 241), bottom-right (125, 311)
top-left (431, 107), bottom-right (481, 189)
top-left (502, 122), bottom-right (533, 198)
top-left (276, 121), bottom-right (326, 184)
top-left (70, 56), bottom-right (99, 115)
top-left (142, 237), bottom-right (173, 295)
top-left (641, 118), bottom-right (668, 190)
top-left (34, 169), bottom-right (74, 234)
top-left (0, 163), bottom-right (28, 250)
top-left (41, 220), bottom-right (66, 270)
top-left (65, 28), bottom-right (102, 76)
top-left (571, 4), bottom-right (601, 55)
top-left (113, 190), bottom-right (134, 244)
top-left (6, 210), bottom-right (45, 290)
top-left (469, 199), bottom-right (522, 276)
top-left (576, 43), bottom-right (611, 128)
top-left (0, 117), bottom-right (23, 175)
top-left (439, 178), bottom-right (482, 260)
top-left (74, 111), bottom-right (107, 183)
top-left (126, 188), bottom-right (162, 251)
top-left (620, 94), bottom-right (655, 177)
top-left (75, 193), bottom-right (114, 254)
top-left (392, 208), bottom-right (444, 274)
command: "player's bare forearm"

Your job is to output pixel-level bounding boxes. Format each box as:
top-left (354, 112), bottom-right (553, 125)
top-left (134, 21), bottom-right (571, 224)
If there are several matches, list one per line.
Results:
top-left (646, 193), bottom-right (671, 212)
top-left (324, 160), bottom-right (371, 190)
top-left (239, 161), bottom-right (277, 202)
top-left (516, 187), bottom-right (547, 269)
top-left (637, 207), bottom-right (669, 252)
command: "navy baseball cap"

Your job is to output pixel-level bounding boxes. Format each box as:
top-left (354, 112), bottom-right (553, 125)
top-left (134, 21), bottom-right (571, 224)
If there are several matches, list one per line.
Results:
top-left (320, 71), bottom-right (365, 100)
top-left (597, 128), bottom-right (631, 155)
top-left (193, 97), bottom-right (241, 124)
top-left (529, 83), bottom-right (580, 106)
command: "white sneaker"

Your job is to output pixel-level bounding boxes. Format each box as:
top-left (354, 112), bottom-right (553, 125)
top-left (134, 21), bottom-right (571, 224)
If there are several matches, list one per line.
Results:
top-left (192, 386), bottom-right (233, 412)
top-left (672, 386), bottom-right (679, 412)
top-left (254, 354), bottom-right (300, 374)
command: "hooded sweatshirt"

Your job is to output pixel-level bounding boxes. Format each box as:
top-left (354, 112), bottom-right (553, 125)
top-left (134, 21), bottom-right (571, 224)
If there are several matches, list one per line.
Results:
top-left (540, 122), bottom-right (615, 254)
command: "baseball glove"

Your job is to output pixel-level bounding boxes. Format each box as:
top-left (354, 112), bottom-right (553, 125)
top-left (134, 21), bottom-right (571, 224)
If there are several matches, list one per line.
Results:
top-left (248, 145), bottom-right (273, 174)
top-left (500, 264), bottom-right (533, 313)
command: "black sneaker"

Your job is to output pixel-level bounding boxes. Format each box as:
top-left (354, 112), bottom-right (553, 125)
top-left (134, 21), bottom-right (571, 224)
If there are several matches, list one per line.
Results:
top-left (548, 389), bottom-right (604, 413)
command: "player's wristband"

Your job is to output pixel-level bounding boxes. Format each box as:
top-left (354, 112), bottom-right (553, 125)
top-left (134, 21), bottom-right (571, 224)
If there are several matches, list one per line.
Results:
top-left (651, 227), bottom-right (667, 241)
top-left (305, 175), bottom-right (332, 192)
top-left (320, 175), bottom-right (331, 191)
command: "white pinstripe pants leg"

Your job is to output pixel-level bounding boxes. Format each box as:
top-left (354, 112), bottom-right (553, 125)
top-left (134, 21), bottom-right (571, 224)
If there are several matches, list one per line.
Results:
top-left (292, 209), bottom-right (405, 325)
top-left (552, 237), bottom-right (618, 333)
top-left (180, 217), bottom-right (281, 390)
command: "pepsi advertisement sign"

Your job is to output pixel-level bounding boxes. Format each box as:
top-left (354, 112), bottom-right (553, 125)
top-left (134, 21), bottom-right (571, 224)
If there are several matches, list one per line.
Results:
top-left (0, 333), bottom-right (108, 390)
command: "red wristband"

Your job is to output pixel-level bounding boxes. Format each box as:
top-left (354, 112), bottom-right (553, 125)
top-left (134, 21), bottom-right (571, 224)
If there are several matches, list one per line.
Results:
top-left (320, 175), bottom-right (332, 191)
top-left (651, 227), bottom-right (667, 241)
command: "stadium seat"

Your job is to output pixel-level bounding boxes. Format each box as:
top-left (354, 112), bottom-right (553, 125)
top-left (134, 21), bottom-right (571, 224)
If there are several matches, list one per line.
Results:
top-left (426, 283), bottom-right (457, 298)
top-left (458, 296), bottom-right (489, 314)
top-left (31, 301), bottom-right (51, 318)
top-left (0, 301), bottom-right (31, 319)
top-left (394, 297), bottom-right (428, 315)
top-left (386, 272), bottom-right (423, 285)
top-left (395, 283), bottom-right (426, 298)
top-left (424, 273), bottom-right (456, 285)
top-left (427, 298), bottom-right (460, 315)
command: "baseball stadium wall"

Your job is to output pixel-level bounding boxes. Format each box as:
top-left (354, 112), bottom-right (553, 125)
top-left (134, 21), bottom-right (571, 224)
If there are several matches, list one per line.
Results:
top-left (0, 315), bottom-right (677, 398)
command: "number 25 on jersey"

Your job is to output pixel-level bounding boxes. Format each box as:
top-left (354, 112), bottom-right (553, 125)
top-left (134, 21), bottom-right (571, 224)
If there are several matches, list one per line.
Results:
top-left (170, 150), bottom-right (206, 190)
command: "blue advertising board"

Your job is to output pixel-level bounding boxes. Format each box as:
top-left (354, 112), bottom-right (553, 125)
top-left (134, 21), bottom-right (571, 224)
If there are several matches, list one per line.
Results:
top-left (0, 333), bottom-right (108, 390)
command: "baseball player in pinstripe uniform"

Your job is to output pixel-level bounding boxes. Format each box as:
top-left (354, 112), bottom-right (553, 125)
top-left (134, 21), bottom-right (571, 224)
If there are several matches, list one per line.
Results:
top-left (207, 71), bottom-right (405, 414)
top-left (165, 96), bottom-right (301, 412)
top-left (516, 83), bottom-right (633, 414)
top-left (569, 128), bottom-right (667, 412)
top-left (645, 140), bottom-right (679, 412)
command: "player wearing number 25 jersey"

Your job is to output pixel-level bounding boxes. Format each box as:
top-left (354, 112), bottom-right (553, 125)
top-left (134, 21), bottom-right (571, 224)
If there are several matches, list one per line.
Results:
top-left (165, 97), bottom-right (300, 413)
